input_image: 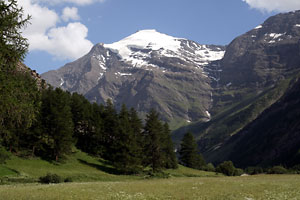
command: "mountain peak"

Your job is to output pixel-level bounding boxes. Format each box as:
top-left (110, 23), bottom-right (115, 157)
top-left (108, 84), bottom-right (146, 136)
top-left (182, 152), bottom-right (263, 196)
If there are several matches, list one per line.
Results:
top-left (104, 29), bottom-right (182, 61)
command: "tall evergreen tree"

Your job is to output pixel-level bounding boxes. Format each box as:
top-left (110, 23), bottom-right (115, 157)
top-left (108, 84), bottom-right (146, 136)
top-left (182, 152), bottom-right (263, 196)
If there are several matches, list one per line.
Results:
top-left (0, 0), bottom-right (30, 69)
top-left (129, 107), bottom-right (144, 164)
top-left (161, 123), bottom-right (178, 169)
top-left (112, 104), bottom-right (142, 174)
top-left (179, 132), bottom-right (206, 169)
top-left (88, 103), bottom-right (104, 155)
top-left (71, 93), bottom-right (93, 153)
top-left (101, 99), bottom-right (119, 160)
top-left (0, 0), bottom-right (40, 153)
top-left (143, 109), bottom-right (165, 172)
top-left (40, 88), bottom-right (74, 161)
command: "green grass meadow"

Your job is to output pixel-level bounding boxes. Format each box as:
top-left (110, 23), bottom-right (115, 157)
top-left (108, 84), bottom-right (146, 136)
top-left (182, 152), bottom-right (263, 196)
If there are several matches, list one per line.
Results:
top-left (0, 151), bottom-right (299, 199)
top-left (0, 175), bottom-right (300, 200)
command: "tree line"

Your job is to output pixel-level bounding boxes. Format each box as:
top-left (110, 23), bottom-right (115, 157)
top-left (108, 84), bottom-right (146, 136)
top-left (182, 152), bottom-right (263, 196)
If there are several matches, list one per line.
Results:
top-left (1, 83), bottom-right (179, 173)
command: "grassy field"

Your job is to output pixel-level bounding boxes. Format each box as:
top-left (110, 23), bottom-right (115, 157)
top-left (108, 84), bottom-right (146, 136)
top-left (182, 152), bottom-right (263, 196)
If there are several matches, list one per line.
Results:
top-left (0, 150), bottom-right (217, 183)
top-left (1, 151), bottom-right (299, 199)
top-left (0, 175), bottom-right (300, 199)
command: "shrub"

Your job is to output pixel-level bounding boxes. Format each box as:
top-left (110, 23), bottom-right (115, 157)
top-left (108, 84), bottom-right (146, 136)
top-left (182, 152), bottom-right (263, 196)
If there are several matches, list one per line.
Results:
top-left (234, 168), bottom-right (244, 176)
top-left (0, 146), bottom-right (10, 164)
top-left (64, 177), bottom-right (73, 182)
top-left (216, 161), bottom-right (236, 176)
top-left (245, 166), bottom-right (264, 175)
top-left (203, 163), bottom-right (215, 172)
top-left (145, 171), bottom-right (170, 179)
top-left (268, 166), bottom-right (288, 174)
top-left (39, 173), bottom-right (62, 184)
top-left (292, 164), bottom-right (300, 174)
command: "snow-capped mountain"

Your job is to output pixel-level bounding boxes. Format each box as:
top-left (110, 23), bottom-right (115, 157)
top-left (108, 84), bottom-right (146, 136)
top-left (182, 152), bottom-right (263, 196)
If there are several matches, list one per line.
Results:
top-left (104, 29), bottom-right (224, 70)
top-left (42, 29), bottom-right (225, 123)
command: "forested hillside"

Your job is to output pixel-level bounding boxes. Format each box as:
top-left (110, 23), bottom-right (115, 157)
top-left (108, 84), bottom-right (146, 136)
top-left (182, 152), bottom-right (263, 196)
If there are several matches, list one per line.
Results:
top-left (0, 0), bottom-right (178, 175)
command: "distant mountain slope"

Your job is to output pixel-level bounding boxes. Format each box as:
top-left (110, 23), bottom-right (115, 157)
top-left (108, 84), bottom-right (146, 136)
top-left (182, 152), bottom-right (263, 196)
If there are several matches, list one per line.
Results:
top-left (42, 30), bottom-right (225, 124)
top-left (173, 10), bottom-right (300, 164)
top-left (219, 76), bottom-right (300, 167)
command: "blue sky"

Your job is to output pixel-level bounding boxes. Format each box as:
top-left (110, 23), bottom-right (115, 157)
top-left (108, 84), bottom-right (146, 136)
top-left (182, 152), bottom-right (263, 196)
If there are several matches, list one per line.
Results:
top-left (19, 0), bottom-right (300, 73)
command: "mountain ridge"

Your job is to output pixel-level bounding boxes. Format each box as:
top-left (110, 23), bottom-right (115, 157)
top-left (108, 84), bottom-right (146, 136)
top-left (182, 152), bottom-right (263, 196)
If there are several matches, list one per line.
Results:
top-left (42, 30), bottom-right (225, 124)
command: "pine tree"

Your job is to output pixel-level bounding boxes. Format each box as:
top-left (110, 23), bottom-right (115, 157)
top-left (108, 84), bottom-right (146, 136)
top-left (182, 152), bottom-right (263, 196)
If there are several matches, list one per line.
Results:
top-left (88, 103), bottom-right (104, 155)
top-left (129, 107), bottom-right (143, 164)
top-left (161, 123), bottom-right (178, 169)
top-left (0, 72), bottom-right (40, 153)
top-left (71, 93), bottom-right (93, 153)
top-left (40, 88), bottom-right (74, 161)
top-left (101, 99), bottom-right (119, 160)
top-left (0, 0), bottom-right (30, 69)
top-left (0, 0), bottom-right (39, 153)
top-left (179, 132), bottom-right (206, 169)
top-left (112, 104), bottom-right (142, 174)
top-left (143, 109), bottom-right (164, 172)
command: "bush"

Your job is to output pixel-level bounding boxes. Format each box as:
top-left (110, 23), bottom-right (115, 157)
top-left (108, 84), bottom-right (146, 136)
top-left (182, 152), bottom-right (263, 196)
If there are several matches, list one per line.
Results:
top-left (245, 166), bottom-right (264, 175)
top-left (291, 164), bottom-right (300, 174)
top-left (64, 177), bottom-right (73, 182)
top-left (39, 173), bottom-right (62, 184)
top-left (203, 163), bottom-right (215, 172)
top-left (145, 171), bottom-right (170, 179)
top-left (0, 146), bottom-right (10, 164)
top-left (216, 161), bottom-right (236, 176)
top-left (234, 168), bottom-right (244, 176)
top-left (268, 166), bottom-right (288, 174)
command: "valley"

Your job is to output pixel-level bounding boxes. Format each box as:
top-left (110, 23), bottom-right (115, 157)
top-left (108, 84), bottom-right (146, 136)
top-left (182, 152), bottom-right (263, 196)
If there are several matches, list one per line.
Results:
top-left (41, 10), bottom-right (300, 168)
top-left (1, 1), bottom-right (300, 199)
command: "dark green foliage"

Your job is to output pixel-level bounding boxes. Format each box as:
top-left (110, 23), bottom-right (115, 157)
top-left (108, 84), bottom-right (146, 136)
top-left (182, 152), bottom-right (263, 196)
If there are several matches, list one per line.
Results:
top-left (143, 109), bottom-right (163, 171)
top-left (71, 93), bottom-right (103, 155)
top-left (0, 0), bottom-right (30, 69)
top-left (292, 164), bottom-right (300, 174)
top-left (39, 173), bottom-right (62, 184)
top-left (143, 109), bottom-right (164, 172)
top-left (101, 99), bottom-right (119, 160)
top-left (64, 177), bottom-right (73, 182)
top-left (0, 146), bottom-right (10, 164)
top-left (179, 132), bottom-right (206, 170)
top-left (245, 166), bottom-right (264, 175)
top-left (203, 163), bottom-right (215, 172)
top-left (0, 72), bottom-right (40, 153)
top-left (216, 161), bottom-right (238, 176)
top-left (128, 107), bottom-right (143, 162)
top-left (161, 123), bottom-right (178, 169)
top-left (234, 168), bottom-right (244, 176)
top-left (143, 110), bottom-right (178, 172)
top-left (268, 166), bottom-right (288, 174)
top-left (111, 104), bottom-right (142, 174)
top-left (0, 0), bottom-right (40, 153)
top-left (145, 171), bottom-right (171, 179)
top-left (40, 87), bottom-right (74, 161)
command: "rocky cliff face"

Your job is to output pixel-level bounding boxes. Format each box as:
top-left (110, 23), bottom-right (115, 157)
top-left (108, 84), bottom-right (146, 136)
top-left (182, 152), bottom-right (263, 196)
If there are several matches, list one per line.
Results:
top-left (221, 10), bottom-right (300, 87)
top-left (42, 30), bottom-right (225, 123)
top-left (16, 62), bottom-right (45, 89)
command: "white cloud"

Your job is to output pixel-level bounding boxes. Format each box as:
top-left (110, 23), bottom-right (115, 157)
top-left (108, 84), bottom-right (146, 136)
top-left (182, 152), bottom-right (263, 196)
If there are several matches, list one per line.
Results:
top-left (32, 0), bottom-right (105, 6)
top-left (18, 0), bottom-right (93, 60)
top-left (243, 0), bottom-right (300, 12)
top-left (62, 7), bottom-right (80, 22)
top-left (46, 23), bottom-right (93, 60)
